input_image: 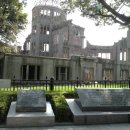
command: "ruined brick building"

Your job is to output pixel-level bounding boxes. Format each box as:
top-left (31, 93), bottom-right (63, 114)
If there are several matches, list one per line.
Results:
top-left (23, 2), bottom-right (85, 58)
top-left (0, 1), bottom-right (130, 81)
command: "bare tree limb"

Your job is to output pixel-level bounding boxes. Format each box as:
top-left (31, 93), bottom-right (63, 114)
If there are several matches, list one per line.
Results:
top-left (97, 0), bottom-right (130, 25)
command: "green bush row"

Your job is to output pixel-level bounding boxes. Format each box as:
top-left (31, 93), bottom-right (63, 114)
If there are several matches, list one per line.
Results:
top-left (48, 92), bottom-right (73, 122)
top-left (0, 91), bottom-right (74, 124)
top-left (0, 92), bottom-right (17, 123)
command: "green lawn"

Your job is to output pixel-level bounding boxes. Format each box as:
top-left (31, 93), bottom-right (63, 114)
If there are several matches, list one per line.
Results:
top-left (0, 83), bottom-right (129, 92)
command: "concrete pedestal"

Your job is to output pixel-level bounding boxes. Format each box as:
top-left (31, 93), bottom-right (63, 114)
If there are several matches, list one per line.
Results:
top-left (7, 102), bottom-right (55, 127)
top-left (66, 99), bottom-right (130, 125)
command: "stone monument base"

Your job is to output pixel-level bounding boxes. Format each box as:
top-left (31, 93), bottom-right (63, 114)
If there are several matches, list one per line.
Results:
top-left (66, 99), bottom-right (130, 125)
top-left (7, 102), bottom-right (55, 127)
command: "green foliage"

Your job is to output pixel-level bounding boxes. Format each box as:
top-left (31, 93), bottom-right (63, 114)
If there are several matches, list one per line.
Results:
top-left (49, 92), bottom-right (73, 122)
top-left (0, 91), bottom-right (73, 124)
top-left (0, 42), bottom-right (11, 53)
top-left (0, 0), bottom-right (27, 43)
top-left (60, 0), bottom-right (130, 27)
top-left (63, 91), bottom-right (78, 98)
top-left (0, 91), bottom-right (17, 123)
top-left (0, 94), bottom-right (11, 123)
top-left (0, 42), bottom-right (18, 53)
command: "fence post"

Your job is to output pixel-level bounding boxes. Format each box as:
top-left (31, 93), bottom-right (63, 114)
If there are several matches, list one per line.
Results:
top-left (11, 80), bottom-right (15, 91)
top-left (105, 77), bottom-right (107, 88)
top-left (46, 76), bottom-right (48, 90)
top-left (50, 77), bottom-right (54, 91)
top-left (76, 77), bottom-right (79, 88)
top-left (128, 77), bottom-right (130, 89)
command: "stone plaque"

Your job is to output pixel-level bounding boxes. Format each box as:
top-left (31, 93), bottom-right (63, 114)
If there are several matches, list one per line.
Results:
top-left (16, 90), bottom-right (46, 112)
top-left (76, 88), bottom-right (130, 111)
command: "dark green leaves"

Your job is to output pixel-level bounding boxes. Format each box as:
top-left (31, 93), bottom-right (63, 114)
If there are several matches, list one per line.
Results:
top-left (0, 0), bottom-right (27, 43)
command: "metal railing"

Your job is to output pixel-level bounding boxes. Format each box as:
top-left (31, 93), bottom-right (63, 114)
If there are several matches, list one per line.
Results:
top-left (0, 77), bottom-right (130, 92)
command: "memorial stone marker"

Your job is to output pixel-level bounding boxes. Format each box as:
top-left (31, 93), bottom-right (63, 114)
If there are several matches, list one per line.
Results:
top-left (7, 90), bottom-right (55, 127)
top-left (76, 88), bottom-right (130, 111)
top-left (66, 88), bottom-right (130, 124)
top-left (16, 90), bottom-right (46, 112)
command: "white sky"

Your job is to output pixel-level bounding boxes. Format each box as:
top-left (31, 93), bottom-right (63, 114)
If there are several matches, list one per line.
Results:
top-left (16, 0), bottom-right (128, 47)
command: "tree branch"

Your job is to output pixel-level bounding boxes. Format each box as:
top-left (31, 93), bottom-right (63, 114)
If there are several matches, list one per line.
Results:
top-left (96, 13), bottom-right (128, 25)
top-left (97, 0), bottom-right (130, 25)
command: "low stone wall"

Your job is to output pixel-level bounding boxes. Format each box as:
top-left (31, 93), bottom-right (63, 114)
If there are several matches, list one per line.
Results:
top-left (0, 79), bottom-right (11, 88)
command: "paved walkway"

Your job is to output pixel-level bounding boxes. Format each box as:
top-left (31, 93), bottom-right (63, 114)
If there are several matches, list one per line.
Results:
top-left (1, 124), bottom-right (130, 130)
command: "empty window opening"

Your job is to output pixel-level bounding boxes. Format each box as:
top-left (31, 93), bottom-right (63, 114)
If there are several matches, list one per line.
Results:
top-left (21, 65), bottom-right (40, 80)
top-left (98, 53), bottom-right (101, 57)
top-left (31, 42), bottom-right (36, 50)
top-left (57, 12), bottom-right (60, 16)
top-left (27, 42), bottom-right (30, 50)
top-left (98, 53), bottom-right (111, 59)
top-left (120, 52), bottom-right (122, 61)
top-left (28, 65), bottom-right (35, 80)
top-left (22, 65), bottom-right (27, 80)
top-left (33, 25), bottom-right (36, 33)
top-left (103, 69), bottom-right (112, 80)
top-left (43, 26), bottom-right (50, 35)
top-left (47, 26), bottom-right (49, 35)
top-left (124, 51), bottom-right (126, 61)
top-left (44, 26), bottom-right (46, 34)
top-left (120, 70), bottom-right (128, 80)
top-left (44, 10), bottom-right (47, 15)
top-left (47, 10), bottom-right (51, 16)
top-left (56, 67), bottom-right (70, 80)
top-left (75, 30), bottom-right (80, 36)
top-left (40, 25), bottom-right (43, 33)
top-left (40, 10), bottom-right (44, 16)
top-left (41, 42), bottom-right (49, 52)
top-left (54, 12), bottom-right (56, 16)
top-left (37, 66), bottom-right (40, 80)
top-left (44, 43), bottom-right (49, 52)
top-left (120, 51), bottom-right (127, 61)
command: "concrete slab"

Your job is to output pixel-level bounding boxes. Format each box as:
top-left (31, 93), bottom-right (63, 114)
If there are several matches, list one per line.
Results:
top-left (76, 88), bottom-right (130, 111)
top-left (66, 99), bottom-right (130, 124)
top-left (0, 79), bottom-right (11, 88)
top-left (2, 124), bottom-right (130, 130)
top-left (16, 90), bottom-right (46, 112)
top-left (7, 102), bottom-right (55, 127)
top-left (21, 128), bottom-right (39, 130)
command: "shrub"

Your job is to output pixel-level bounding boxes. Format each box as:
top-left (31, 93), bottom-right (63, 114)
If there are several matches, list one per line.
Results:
top-left (49, 93), bottom-right (73, 122)
top-left (0, 91), bottom-right (17, 124)
top-left (0, 91), bottom-right (74, 124)
top-left (63, 91), bottom-right (78, 99)
top-left (0, 94), bottom-right (11, 123)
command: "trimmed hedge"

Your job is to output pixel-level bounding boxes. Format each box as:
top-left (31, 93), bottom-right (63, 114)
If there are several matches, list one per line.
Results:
top-left (0, 91), bottom-right (74, 124)
top-left (63, 91), bottom-right (78, 99)
top-left (0, 94), bottom-right (10, 123)
top-left (48, 93), bottom-right (73, 122)
top-left (0, 92), bottom-right (17, 123)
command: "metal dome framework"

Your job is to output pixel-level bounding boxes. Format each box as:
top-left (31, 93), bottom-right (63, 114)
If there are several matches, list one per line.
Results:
top-left (34, 0), bottom-right (61, 7)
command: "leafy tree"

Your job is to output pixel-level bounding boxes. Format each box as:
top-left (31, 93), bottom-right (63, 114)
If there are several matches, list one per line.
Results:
top-left (0, 42), bottom-right (12, 53)
top-left (60, 0), bottom-right (130, 27)
top-left (0, 0), bottom-right (27, 43)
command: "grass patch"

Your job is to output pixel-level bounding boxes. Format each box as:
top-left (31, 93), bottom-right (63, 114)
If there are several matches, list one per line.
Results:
top-left (0, 83), bottom-right (129, 92)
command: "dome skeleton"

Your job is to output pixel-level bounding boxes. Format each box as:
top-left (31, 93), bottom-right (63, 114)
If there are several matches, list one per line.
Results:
top-left (34, 0), bottom-right (61, 6)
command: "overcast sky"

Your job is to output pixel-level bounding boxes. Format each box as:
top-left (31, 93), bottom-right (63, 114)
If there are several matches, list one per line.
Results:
top-left (16, 0), bottom-right (128, 47)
